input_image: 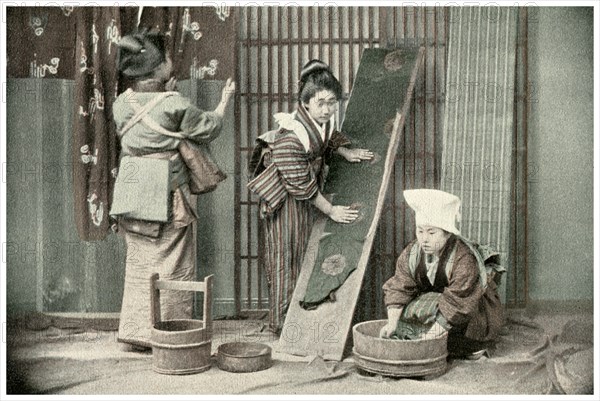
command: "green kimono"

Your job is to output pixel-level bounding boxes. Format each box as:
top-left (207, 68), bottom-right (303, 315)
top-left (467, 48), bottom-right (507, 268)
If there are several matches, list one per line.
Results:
top-left (111, 90), bottom-right (222, 347)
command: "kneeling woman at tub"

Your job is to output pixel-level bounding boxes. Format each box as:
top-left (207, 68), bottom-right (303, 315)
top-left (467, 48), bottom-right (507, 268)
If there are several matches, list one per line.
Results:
top-left (380, 189), bottom-right (504, 358)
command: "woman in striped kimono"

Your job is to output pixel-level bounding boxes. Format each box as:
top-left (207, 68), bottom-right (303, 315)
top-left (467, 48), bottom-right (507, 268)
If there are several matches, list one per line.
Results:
top-left (248, 60), bottom-right (373, 333)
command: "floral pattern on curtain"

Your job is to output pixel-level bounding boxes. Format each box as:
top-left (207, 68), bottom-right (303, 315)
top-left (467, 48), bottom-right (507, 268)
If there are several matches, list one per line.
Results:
top-left (6, 6), bottom-right (77, 78)
top-left (138, 6), bottom-right (235, 80)
top-left (72, 7), bottom-right (138, 240)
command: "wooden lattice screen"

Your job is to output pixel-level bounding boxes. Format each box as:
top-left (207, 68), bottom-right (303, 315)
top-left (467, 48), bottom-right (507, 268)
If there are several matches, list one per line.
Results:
top-left (233, 6), bottom-right (527, 317)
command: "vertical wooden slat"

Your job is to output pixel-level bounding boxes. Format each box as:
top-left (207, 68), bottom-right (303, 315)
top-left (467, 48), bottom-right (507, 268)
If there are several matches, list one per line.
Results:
top-left (359, 7), bottom-right (364, 49)
top-left (402, 7), bottom-right (407, 41)
top-left (435, 7), bottom-right (447, 188)
top-left (308, 7), bottom-right (313, 61)
top-left (417, 8), bottom-right (426, 188)
top-left (510, 9), bottom-right (520, 306)
top-left (411, 30), bottom-right (419, 190)
top-left (317, 7), bottom-right (323, 61)
top-left (413, 6), bottom-right (418, 40)
top-left (466, 7), bottom-right (482, 236)
top-left (349, 7), bottom-right (354, 88)
top-left (267, 7), bottom-right (272, 123)
top-left (288, 7), bottom-right (293, 105)
top-left (269, 7), bottom-right (283, 112)
top-left (521, 7), bottom-right (529, 305)
top-left (411, 78), bottom-right (416, 190)
top-left (457, 6), bottom-right (472, 223)
top-left (329, 7), bottom-right (334, 67)
top-left (442, 7), bottom-right (456, 193)
top-left (476, 11), bottom-right (491, 241)
top-left (368, 7), bottom-right (374, 48)
top-left (246, 7), bottom-right (263, 309)
top-left (421, 8), bottom-right (427, 187)
top-left (278, 7), bottom-right (283, 112)
top-left (379, 8), bottom-right (388, 48)
top-left (433, 7), bottom-right (438, 187)
top-left (393, 7), bottom-right (398, 47)
top-left (509, 6), bottom-right (529, 307)
top-left (485, 9), bottom-right (501, 246)
top-left (338, 7), bottom-right (344, 97)
top-left (424, 6), bottom-right (435, 189)
top-left (257, 7), bottom-right (276, 310)
top-left (299, 6), bottom-right (304, 66)
top-left (233, 7), bottom-right (245, 315)
top-left (445, 7), bottom-right (449, 65)
top-left (496, 8), bottom-right (512, 250)
top-left (454, 7), bottom-right (471, 196)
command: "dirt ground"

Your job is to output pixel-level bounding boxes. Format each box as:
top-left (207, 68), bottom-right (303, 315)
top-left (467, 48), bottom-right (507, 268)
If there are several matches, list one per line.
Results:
top-left (4, 303), bottom-right (596, 396)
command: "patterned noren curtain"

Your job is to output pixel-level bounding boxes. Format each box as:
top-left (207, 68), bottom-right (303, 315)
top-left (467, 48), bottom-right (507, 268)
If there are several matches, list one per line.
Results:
top-left (72, 7), bottom-right (138, 241)
top-left (138, 6), bottom-right (235, 81)
top-left (6, 6), bottom-right (137, 241)
top-left (8, 6), bottom-right (233, 242)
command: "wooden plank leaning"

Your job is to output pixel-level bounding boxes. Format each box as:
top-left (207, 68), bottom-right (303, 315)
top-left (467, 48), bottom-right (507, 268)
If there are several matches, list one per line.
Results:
top-left (277, 47), bottom-right (425, 361)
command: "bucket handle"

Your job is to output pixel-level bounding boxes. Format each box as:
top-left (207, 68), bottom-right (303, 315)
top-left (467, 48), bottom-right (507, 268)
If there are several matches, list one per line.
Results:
top-left (150, 273), bottom-right (213, 334)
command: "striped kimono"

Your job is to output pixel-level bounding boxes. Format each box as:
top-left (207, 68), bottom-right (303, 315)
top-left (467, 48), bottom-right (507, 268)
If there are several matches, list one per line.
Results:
top-left (248, 105), bottom-right (350, 332)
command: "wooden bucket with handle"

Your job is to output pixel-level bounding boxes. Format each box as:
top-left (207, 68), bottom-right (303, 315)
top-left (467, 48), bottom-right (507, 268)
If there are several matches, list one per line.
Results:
top-left (150, 273), bottom-right (213, 375)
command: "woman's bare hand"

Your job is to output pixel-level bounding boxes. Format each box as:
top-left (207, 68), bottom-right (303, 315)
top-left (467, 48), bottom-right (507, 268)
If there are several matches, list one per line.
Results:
top-left (379, 321), bottom-right (397, 338)
top-left (215, 78), bottom-right (236, 116)
top-left (165, 77), bottom-right (178, 92)
top-left (339, 147), bottom-right (374, 163)
top-left (380, 307), bottom-right (402, 338)
top-left (221, 77), bottom-right (236, 104)
top-left (328, 205), bottom-right (359, 224)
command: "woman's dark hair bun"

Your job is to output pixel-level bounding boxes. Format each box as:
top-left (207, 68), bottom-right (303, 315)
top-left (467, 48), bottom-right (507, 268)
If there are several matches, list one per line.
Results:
top-left (117, 28), bottom-right (167, 78)
top-left (117, 35), bottom-right (144, 53)
top-left (300, 59), bottom-right (331, 83)
top-left (297, 59), bottom-right (342, 104)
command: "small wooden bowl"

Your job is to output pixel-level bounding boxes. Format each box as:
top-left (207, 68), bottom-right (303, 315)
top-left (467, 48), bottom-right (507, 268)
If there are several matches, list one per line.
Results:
top-left (216, 342), bottom-right (273, 373)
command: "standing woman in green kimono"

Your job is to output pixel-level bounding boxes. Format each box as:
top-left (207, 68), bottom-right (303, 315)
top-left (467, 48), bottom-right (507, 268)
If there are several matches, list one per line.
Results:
top-left (248, 60), bottom-right (373, 333)
top-left (380, 189), bottom-right (505, 359)
top-left (110, 30), bottom-right (235, 351)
